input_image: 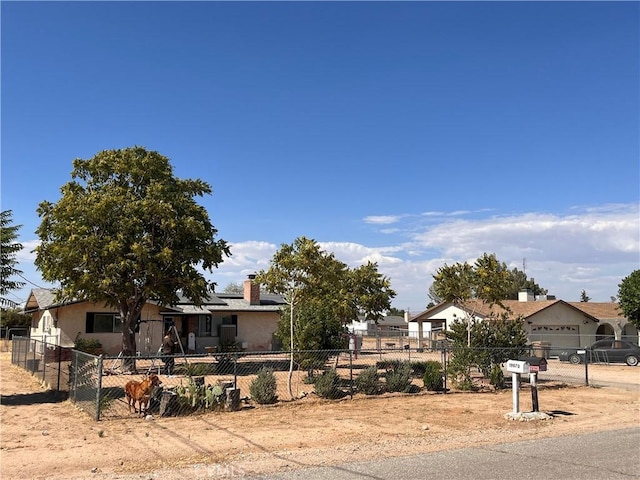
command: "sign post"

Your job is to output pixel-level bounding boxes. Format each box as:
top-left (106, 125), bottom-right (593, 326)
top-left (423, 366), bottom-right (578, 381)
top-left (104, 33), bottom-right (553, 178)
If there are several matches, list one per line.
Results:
top-left (506, 360), bottom-right (529, 414)
top-left (518, 357), bottom-right (548, 413)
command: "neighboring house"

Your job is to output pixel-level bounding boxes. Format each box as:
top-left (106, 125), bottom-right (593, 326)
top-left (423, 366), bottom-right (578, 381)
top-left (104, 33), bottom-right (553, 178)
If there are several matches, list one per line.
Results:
top-left (349, 315), bottom-right (407, 334)
top-left (24, 275), bottom-right (286, 355)
top-left (408, 290), bottom-right (638, 354)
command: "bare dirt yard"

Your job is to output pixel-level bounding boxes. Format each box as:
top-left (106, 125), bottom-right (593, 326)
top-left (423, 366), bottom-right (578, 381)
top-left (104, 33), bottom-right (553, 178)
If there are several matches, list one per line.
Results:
top-left (1, 350), bottom-right (639, 480)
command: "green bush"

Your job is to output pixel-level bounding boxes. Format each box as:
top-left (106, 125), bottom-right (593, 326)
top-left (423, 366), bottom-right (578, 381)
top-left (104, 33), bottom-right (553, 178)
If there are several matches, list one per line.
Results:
top-left (249, 368), bottom-right (278, 404)
top-left (314, 369), bottom-right (343, 399)
top-left (355, 365), bottom-right (382, 395)
top-left (489, 364), bottom-right (505, 389)
top-left (411, 361), bottom-right (434, 377)
top-left (422, 361), bottom-right (444, 391)
top-left (385, 362), bottom-right (412, 393)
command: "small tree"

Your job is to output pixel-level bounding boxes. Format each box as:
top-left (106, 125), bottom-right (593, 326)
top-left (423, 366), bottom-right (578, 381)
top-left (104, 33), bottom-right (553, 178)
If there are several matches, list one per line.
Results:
top-left (618, 270), bottom-right (640, 329)
top-left (223, 282), bottom-right (243, 294)
top-left (0, 210), bottom-right (25, 308)
top-left (35, 147), bottom-right (230, 371)
top-left (256, 237), bottom-right (395, 399)
top-left (580, 290), bottom-right (591, 302)
top-left (432, 253), bottom-right (512, 346)
top-left (445, 313), bottom-right (528, 388)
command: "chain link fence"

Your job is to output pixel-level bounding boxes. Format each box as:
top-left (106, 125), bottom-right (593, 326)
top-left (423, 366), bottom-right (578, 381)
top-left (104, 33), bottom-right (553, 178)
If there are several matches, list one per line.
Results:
top-left (9, 336), bottom-right (638, 421)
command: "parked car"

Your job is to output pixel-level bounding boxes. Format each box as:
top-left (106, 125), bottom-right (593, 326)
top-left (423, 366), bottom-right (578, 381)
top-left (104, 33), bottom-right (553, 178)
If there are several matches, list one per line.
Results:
top-left (558, 338), bottom-right (640, 366)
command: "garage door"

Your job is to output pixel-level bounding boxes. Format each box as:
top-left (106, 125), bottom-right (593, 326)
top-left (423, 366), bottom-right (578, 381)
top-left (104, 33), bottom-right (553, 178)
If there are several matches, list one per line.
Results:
top-left (530, 325), bottom-right (580, 349)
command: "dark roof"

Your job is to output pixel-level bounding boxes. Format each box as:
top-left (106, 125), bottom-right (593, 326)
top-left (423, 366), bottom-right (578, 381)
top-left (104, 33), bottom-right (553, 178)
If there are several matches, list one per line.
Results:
top-left (24, 288), bottom-right (286, 314)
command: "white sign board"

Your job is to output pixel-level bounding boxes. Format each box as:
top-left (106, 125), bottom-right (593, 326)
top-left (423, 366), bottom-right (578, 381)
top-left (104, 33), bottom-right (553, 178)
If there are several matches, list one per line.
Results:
top-left (506, 360), bottom-right (530, 374)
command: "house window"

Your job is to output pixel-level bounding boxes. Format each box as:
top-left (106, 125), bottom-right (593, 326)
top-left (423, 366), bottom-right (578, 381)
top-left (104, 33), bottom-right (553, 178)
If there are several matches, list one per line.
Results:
top-left (86, 313), bottom-right (122, 333)
top-left (197, 315), bottom-right (238, 336)
top-left (197, 315), bottom-right (213, 336)
top-left (221, 315), bottom-right (237, 336)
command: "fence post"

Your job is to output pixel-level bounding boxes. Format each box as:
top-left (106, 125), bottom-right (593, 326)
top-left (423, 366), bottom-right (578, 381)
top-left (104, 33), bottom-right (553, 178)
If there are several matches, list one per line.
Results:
top-left (441, 346), bottom-right (447, 394)
top-left (56, 346), bottom-right (62, 391)
top-left (96, 355), bottom-right (104, 421)
top-left (349, 349), bottom-right (353, 399)
top-left (42, 340), bottom-right (47, 384)
top-left (31, 340), bottom-right (37, 373)
top-left (233, 353), bottom-right (238, 390)
top-left (584, 350), bottom-right (589, 386)
top-left (72, 352), bottom-right (78, 402)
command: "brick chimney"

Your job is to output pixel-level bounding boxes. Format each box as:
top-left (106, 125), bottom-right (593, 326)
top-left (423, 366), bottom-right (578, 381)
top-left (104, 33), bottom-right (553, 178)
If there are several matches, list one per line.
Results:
top-left (244, 274), bottom-right (260, 305)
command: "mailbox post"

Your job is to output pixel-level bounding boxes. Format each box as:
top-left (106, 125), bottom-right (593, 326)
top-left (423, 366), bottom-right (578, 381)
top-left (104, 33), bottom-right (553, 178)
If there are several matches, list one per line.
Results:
top-left (519, 357), bottom-right (548, 412)
top-left (506, 360), bottom-right (529, 413)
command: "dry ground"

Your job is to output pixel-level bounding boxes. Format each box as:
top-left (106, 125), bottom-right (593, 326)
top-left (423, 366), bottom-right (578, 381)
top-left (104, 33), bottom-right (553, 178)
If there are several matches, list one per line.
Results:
top-left (1, 351), bottom-right (639, 480)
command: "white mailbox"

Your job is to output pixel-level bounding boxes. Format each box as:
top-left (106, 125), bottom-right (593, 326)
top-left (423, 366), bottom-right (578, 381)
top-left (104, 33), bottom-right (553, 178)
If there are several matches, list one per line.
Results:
top-left (506, 359), bottom-right (530, 374)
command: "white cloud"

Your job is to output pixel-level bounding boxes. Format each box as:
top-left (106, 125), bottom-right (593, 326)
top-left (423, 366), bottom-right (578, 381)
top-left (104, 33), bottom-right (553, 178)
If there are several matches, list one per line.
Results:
top-left (12, 203), bottom-right (639, 312)
top-left (17, 240), bottom-right (40, 262)
top-left (363, 215), bottom-right (402, 225)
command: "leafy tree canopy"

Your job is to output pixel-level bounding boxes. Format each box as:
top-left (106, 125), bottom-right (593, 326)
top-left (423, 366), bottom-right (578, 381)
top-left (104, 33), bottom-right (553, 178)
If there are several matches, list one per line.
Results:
top-left (386, 307), bottom-right (405, 316)
top-left (34, 147), bottom-right (230, 360)
top-left (256, 237), bottom-right (395, 329)
top-left (0, 210), bottom-right (25, 308)
top-left (618, 270), bottom-right (640, 329)
top-left (256, 237), bottom-right (395, 396)
top-left (432, 253), bottom-right (511, 308)
top-left (445, 313), bottom-right (529, 387)
top-left (431, 253), bottom-right (548, 305)
top-left (223, 282), bottom-right (243, 294)
top-left (0, 308), bottom-right (31, 330)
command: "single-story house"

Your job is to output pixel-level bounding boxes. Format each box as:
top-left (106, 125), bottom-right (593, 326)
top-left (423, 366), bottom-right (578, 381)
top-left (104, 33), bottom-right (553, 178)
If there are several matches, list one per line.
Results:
top-left (24, 275), bottom-right (286, 356)
top-left (407, 290), bottom-right (638, 354)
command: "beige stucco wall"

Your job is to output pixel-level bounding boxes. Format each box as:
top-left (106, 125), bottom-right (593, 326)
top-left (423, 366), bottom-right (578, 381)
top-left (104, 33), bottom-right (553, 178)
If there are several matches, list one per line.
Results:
top-left (236, 312), bottom-right (280, 351)
top-left (526, 303), bottom-right (596, 348)
top-left (30, 302), bottom-right (163, 355)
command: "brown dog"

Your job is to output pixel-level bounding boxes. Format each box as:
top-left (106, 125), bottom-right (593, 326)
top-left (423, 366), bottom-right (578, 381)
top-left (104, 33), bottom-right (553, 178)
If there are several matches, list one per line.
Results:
top-left (124, 374), bottom-right (162, 416)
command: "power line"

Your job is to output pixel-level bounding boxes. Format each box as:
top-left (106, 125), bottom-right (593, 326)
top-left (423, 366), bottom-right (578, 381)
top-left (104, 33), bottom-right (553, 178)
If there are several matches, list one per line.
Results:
top-left (16, 272), bottom-right (46, 289)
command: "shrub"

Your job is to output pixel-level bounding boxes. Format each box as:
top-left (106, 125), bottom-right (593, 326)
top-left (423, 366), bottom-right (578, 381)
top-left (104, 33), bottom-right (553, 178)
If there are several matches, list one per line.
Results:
top-left (422, 361), bottom-right (444, 391)
top-left (385, 362), bottom-right (412, 393)
top-left (314, 369), bottom-right (343, 399)
top-left (489, 364), bottom-right (505, 389)
top-left (249, 368), bottom-right (278, 404)
top-left (410, 361), bottom-right (428, 377)
top-left (355, 366), bottom-right (382, 395)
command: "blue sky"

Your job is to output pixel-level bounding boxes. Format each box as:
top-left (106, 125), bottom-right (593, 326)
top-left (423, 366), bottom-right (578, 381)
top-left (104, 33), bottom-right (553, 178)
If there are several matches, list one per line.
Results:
top-left (2, 1), bottom-right (639, 312)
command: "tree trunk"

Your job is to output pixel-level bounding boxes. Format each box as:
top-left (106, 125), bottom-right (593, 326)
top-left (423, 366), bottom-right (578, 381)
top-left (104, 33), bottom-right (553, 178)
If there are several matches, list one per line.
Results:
top-left (120, 300), bottom-right (143, 373)
top-left (121, 316), bottom-right (137, 373)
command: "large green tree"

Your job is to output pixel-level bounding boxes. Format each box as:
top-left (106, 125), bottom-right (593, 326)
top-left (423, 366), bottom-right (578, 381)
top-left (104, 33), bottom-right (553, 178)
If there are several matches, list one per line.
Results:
top-left (618, 270), bottom-right (640, 329)
top-left (0, 210), bottom-right (25, 308)
top-left (504, 267), bottom-right (547, 300)
top-left (432, 253), bottom-right (512, 346)
top-left (35, 147), bottom-right (230, 368)
top-left (430, 260), bottom-right (546, 305)
top-left (255, 236), bottom-right (395, 398)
